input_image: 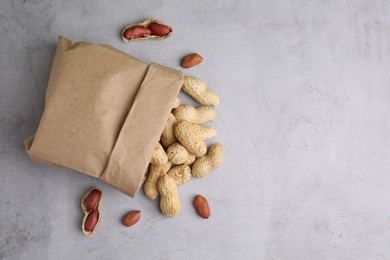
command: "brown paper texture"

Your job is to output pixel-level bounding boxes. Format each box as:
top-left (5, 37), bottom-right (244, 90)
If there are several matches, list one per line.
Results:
top-left (25, 36), bottom-right (183, 197)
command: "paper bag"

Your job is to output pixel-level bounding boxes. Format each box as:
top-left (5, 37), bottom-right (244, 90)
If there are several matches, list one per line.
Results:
top-left (25, 36), bottom-right (183, 197)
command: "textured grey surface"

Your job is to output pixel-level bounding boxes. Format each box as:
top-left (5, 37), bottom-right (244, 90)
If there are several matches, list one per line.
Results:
top-left (1, 0), bottom-right (390, 259)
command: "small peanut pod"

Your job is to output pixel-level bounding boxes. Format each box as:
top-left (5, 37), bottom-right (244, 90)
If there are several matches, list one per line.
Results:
top-left (122, 18), bottom-right (172, 43)
top-left (81, 188), bottom-right (102, 236)
top-left (158, 175), bottom-right (181, 217)
top-left (167, 143), bottom-right (196, 165)
top-left (192, 144), bottom-right (223, 178)
top-left (161, 113), bottom-right (177, 149)
top-left (150, 143), bottom-right (168, 165)
top-left (144, 161), bottom-right (171, 200)
top-left (167, 165), bottom-right (191, 185)
top-left (182, 76), bottom-right (220, 107)
top-left (174, 121), bottom-right (217, 157)
top-left (173, 105), bottom-right (216, 124)
top-left (172, 97), bottom-right (181, 109)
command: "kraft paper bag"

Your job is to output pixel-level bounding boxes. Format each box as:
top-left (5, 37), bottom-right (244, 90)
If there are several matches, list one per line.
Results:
top-left (25, 36), bottom-right (183, 197)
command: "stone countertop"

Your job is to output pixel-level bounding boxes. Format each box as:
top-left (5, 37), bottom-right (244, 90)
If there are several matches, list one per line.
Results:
top-left (1, 1), bottom-right (390, 259)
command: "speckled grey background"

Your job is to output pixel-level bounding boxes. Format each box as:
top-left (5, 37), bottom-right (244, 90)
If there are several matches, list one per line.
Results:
top-left (1, 0), bottom-right (390, 259)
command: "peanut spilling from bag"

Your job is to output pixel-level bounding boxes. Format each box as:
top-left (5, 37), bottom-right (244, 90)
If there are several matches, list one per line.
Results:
top-left (141, 56), bottom-right (222, 218)
top-left (81, 188), bottom-right (102, 236)
top-left (158, 175), bottom-right (181, 217)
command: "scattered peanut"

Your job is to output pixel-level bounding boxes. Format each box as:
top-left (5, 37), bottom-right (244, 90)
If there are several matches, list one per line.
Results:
top-left (150, 143), bottom-right (168, 165)
top-left (192, 144), bottom-right (223, 178)
top-left (122, 210), bottom-right (141, 227)
top-left (83, 189), bottom-right (102, 212)
top-left (166, 143), bottom-right (196, 165)
top-left (123, 26), bottom-right (151, 40)
top-left (173, 105), bottom-right (216, 124)
top-left (81, 188), bottom-right (102, 236)
top-left (122, 18), bottom-right (172, 42)
top-left (167, 165), bottom-right (191, 185)
top-left (158, 175), bottom-right (181, 217)
top-left (182, 76), bottom-right (220, 107)
top-left (144, 161), bottom-right (171, 200)
top-left (193, 195), bottom-right (210, 219)
top-left (84, 209), bottom-right (100, 232)
top-left (181, 53), bottom-right (203, 68)
top-left (161, 113), bottom-right (178, 149)
top-left (147, 22), bottom-right (172, 36)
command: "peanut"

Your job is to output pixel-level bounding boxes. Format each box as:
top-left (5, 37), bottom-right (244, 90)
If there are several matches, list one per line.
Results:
top-left (122, 210), bottom-right (141, 227)
top-left (123, 26), bottom-right (151, 39)
top-left (181, 53), bottom-right (203, 68)
top-left (150, 143), bottom-right (168, 165)
top-left (122, 19), bottom-right (172, 42)
top-left (81, 188), bottom-right (102, 236)
top-left (192, 144), bottom-right (223, 178)
top-left (166, 143), bottom-right (196, 165)
top-left (182, 76), bottom-right (220, 107)
top-left (174, 120), bottom-right (217, 157)
top-left (144, 161), bottom-right (171, 200)
top-left (83, 188), bottom-right (101, 212)
top-left (147, 22), bottom-right (172, 36)
top-left (173, 97), bottom-right (181, 109)
top-left (167, 165), bottom-right (191, 185)
top-left (84, 209), bottom-right (99, 232)
top-left (194, 195), bottom-right (210, 219)
top-left (158, 175), bottom-right (181, 217)
top-left (160, 113), bottom-right (177, 149)
top-left (173, 105), bottom-right (216, 124)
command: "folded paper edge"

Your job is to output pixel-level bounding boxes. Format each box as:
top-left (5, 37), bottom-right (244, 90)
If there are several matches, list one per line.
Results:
top-left (100, 64), bottom-right (183, 197)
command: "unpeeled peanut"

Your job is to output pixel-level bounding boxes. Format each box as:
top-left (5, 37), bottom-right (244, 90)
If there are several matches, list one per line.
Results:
top-left (167, 165), bottom-right (191, 185)
top-left (161, 113), bottom-right (177, 148)
top-left (173, 105), bottom-right (216, 124)
top-left (150, 143), bottom-right (168, 165)
top-left (158, 175), bottom-right (181, 217)
top-left (192, 144), bottom-right (223, 178)
top-left (144, 161), bottom-right (171, 200)
top-left (166, 143), bottom-right (196, 165)
top-left (182, 76), bottom-right (220, 107)
top-left (173, 97), bottom-right (181, 109)
top-left (174, 120), bottom-right (217, 157)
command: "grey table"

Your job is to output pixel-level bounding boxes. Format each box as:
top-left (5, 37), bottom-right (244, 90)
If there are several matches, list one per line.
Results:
top-left (1, 1), bottom-right (390, 259)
